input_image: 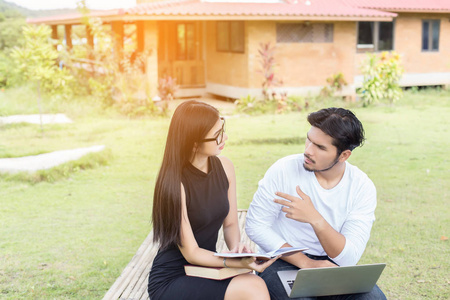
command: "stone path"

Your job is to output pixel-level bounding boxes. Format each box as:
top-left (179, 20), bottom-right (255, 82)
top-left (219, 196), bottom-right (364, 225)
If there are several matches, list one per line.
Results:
top-left (0, 145), bottom-right (105, 174)
top-left (0, 99), bottom-right (234, 174)
top-left (0, 113), bottom-right (73, 125)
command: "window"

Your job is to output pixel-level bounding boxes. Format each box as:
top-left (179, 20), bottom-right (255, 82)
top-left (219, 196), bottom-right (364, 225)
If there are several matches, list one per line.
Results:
top-left (422, 20), bottom-right (440, 51)
top-left (177, 23), bottom-right (196, 60)
top-left (216, 21), bottom-right (244, 53)
top-left (276, 23), bottom-right (334, 43)
top-left (357, 21), bottom-right (394, 52)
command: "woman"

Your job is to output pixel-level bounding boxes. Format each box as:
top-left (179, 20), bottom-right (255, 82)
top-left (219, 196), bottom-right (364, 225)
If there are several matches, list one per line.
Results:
top-left (148, 100), bottom-right (276, 300)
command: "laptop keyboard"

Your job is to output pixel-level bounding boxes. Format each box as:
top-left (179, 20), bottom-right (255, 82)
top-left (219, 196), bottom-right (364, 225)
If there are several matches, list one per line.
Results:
top-left (288, 280), bottom-right (295, 289)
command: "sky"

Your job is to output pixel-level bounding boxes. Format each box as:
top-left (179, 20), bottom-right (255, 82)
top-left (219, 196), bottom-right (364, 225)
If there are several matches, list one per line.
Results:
top-left (5, 0), bottom-right (137, 10)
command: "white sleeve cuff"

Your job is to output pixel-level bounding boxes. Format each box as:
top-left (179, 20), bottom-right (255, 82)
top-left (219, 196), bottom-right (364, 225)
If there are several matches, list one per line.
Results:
top-left (330, 239), bottom-right (358, 267)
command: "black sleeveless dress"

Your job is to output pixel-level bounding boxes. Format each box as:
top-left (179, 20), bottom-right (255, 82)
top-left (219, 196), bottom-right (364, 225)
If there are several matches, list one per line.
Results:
top-left (148, 156), bottom-right (232, 300)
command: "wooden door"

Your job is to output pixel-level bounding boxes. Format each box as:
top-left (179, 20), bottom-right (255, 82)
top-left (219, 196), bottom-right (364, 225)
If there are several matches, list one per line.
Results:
top-left (158, 21), bottom-right (205, 87)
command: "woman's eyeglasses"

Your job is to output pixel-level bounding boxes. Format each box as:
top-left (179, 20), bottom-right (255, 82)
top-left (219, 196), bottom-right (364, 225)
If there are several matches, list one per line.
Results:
top-left (201, 117), bottom-right (226, 145)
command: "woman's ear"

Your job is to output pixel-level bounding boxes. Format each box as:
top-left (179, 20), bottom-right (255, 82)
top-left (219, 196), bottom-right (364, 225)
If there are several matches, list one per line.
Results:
top-left (190, 143), bottom-right (199, 162)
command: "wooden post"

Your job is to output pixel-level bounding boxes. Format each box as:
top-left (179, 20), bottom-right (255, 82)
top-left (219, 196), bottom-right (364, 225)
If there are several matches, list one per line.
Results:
top-left (111, 20), bottom-right (124, 60)
top-left (51, 25), bottom-right (58, 50)
top-left (86, 25), bottom-right (94, 59)
top-left (144, 21), bottom-right (159, 98)
top-left (51, 25), bottom-right (58, 40)
top-left (64, 24), bottom-right (72, 50)
top-left (86, 25), bottom-right (94, 49)
top-left (137, 21), bottom-right (145, 54)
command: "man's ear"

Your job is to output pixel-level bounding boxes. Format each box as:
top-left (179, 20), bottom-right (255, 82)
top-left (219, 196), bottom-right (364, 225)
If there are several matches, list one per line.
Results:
top-left (339, 150), bottom-right (352, 162)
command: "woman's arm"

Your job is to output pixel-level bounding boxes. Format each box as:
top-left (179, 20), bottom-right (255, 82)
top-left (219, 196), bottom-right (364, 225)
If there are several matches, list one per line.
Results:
top-left (218, 156), bottom-right (242, 251)
top-left (178, 182), bottom-right (275, 271)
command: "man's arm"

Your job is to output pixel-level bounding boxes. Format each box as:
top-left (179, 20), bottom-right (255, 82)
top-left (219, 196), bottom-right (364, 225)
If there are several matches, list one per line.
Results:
top-left (280, 242), bottom-right (337, 269)
top-left (245, 162), bottom-right (287, 253)
top-left (275, 182), bottom-right (376, 267)
top-left (333, 181), bottom-right (376, 266)
top-left (246, 158), bottom-right (339, 269)
top-left (275, 186), bottom-right (346, 258)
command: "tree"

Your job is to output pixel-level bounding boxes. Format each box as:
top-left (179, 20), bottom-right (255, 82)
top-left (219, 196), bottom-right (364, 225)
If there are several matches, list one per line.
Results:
top-left (10, 25), bottom-right (73, 134)
top-left (0, 17), bottom-right (26, 50)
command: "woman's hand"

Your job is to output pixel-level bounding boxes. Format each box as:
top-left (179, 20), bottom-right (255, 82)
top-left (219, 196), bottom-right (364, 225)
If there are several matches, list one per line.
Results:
top-left (240, 256), bottom-right (280, 273)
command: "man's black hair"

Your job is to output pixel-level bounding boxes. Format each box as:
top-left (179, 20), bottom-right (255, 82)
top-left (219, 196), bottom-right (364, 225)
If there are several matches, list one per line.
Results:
top-left (307, 107), bottom-right (365, 155)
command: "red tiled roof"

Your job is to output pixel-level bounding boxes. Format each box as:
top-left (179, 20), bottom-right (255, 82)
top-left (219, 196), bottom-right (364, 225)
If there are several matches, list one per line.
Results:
top-left (125, 0), bottom-right (396, 18)
top-left (28, 9), bottom-right (122, 24)
top-left (343, 0), bottom-right (450, 12)
top-left (29, 0), bottom-right (450, 24)
top-left (28, 0), bottom-right (397, 24)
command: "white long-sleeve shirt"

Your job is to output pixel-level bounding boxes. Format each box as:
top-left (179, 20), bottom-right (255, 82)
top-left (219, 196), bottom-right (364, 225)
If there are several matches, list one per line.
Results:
top-left (245, 154), bottom-right (377, 267)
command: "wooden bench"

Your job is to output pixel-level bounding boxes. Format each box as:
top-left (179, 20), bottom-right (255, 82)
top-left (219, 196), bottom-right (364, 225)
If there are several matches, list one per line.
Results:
top-left (103, 209), bottom-right (256, 300)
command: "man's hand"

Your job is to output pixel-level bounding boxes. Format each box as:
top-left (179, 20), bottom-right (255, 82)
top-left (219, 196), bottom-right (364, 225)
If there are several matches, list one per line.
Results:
top-left (228, 243), bottom-right (253, 253)
top-left (274, 186), bottom-right (323, 226)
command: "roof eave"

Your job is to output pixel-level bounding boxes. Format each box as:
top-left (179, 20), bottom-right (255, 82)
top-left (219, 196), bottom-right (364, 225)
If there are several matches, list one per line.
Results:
top-left (27, 18), bottom-right (82, 26)
top-left (356, 6), bottom-right (450, 14)
top-left (378, 9), bottom-right (450, 13)
top-left (28, 14), bottom-right (395, 25)
top-left (123, 15), bottom-right (395, 21)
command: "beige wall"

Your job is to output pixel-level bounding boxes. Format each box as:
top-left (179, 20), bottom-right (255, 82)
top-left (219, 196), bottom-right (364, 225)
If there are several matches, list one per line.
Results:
top-left (205, 21), bottom-right (249, 88)
top-left (355, 13), bottom-right (450, 76)
top-left (247, 21), bottom-right (276, 88)
top-left (205, 20), bottom-right (357, 90)
top-left (259, 21), bottom-right (356, 88)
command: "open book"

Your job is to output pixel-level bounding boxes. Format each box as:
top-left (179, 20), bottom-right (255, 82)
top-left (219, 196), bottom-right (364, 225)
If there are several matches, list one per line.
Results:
top-left (184, 265), bottom-right (252, 280)
top-left (214, 247), bottom-right (308, 260)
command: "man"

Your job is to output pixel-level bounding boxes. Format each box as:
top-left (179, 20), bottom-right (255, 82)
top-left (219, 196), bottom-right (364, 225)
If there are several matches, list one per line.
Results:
top-left (245, 108), bottom-right (386, 299)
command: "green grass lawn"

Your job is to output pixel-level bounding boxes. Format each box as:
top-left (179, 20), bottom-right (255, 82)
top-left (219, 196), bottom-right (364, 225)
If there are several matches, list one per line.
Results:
top-left (0, 87), bottom-right (449, 299)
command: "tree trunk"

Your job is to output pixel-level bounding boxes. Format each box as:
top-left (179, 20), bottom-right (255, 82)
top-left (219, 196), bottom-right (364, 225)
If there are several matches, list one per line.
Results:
top-left (37, 80), bottom-right (44, 136)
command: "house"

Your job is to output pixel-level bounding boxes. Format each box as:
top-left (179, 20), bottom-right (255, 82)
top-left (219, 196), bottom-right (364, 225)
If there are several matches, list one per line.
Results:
top-left (28, 0), bottom-right (450, 99)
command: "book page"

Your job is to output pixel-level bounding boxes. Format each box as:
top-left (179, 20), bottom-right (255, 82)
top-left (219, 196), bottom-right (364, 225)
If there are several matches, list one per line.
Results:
top-left (214, 247), bottom-right (308, 259)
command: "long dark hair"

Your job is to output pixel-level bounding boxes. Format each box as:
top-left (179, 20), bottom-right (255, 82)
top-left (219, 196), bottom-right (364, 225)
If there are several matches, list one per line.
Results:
top-left (152, 100), bottom-right (220, 250)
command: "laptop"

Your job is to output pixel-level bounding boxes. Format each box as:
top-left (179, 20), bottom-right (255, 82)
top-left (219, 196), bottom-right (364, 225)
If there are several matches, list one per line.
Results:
top-left (277, 263), bottom-right (386, 298)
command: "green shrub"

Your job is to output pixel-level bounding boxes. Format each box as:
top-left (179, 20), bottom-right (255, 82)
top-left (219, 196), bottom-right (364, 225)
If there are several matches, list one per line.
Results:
top-left (358, 51), bottom-right (403, 106)
top-left (0, 15), bottom-right (27, 87)
top-left (158, 75), bottom-right (179, 101)
top-left (235, 94), bottom-right (310, 115)
top-left (0, 50), bottom-right (17, 87)
top-left (10, 25), bottom-right (73, 97)
top-left (320, 72), bottom-right (348, 98)
top-left (235, 95), bottom-right (261, 113)
top-left (59, 4), bottom-right (162, 117)
top-left (0, 17), bottom-right (26, 51)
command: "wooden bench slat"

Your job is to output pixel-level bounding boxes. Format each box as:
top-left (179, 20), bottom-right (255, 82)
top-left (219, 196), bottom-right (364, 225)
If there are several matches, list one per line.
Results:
top-left (104, 210), bottom-right (252, 300)
top-left (120, 246), bottom-right (156, 297)
top-left (120, 258), bottom-right (153, 299)
top-left (116, 244), bottom-right (158, 299)
top-left (103, 232), bottom-right (157, 300)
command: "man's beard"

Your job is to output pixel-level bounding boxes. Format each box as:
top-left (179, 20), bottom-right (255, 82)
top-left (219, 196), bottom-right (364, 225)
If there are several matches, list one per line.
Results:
top-left (303, 154), bottom-right (340, 173)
